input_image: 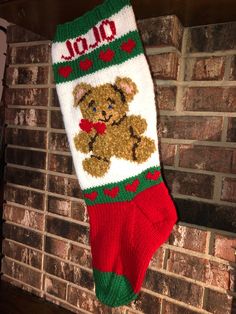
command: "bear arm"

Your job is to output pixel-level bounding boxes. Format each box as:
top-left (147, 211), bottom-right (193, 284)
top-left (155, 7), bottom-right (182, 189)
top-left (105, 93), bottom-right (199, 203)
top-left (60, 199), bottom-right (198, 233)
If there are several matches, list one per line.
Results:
top-left (74, 131), bottom-right (94, 153)
top-left (128, 115), bottom-right (147, 135)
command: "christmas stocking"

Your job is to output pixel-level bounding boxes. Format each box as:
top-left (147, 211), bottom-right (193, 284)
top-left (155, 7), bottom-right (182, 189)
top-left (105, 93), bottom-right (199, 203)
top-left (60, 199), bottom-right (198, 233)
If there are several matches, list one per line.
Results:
top-left (52, 0), bottom-right (177, 307)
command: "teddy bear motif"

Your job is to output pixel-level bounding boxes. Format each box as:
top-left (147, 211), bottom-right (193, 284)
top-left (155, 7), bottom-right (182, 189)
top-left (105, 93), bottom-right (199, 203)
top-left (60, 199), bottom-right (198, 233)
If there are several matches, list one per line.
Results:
top-left (73, 77), bottom-right (156, 177)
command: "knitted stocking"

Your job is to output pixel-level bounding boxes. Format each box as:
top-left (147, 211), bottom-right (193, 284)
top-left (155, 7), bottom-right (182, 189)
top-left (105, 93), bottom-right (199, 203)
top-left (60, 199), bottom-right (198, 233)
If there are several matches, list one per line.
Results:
top-left (52, 0), bottom-right (177, 307)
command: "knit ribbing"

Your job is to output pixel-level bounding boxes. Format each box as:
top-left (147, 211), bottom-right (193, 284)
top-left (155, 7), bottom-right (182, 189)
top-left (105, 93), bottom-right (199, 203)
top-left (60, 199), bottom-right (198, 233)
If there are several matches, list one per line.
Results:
top-left (53, 0), bottom-right (130, 43)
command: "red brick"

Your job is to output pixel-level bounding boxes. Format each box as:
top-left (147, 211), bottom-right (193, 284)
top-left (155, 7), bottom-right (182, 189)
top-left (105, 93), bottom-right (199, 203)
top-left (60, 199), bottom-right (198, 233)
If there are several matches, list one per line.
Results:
top-left (46, 216), bottom-right (89, 245)
top-left (204, 289), bottom-right (234, 314)
top-left (167, 250), bottom-right (230, 289)
top-left (6, 66), bottom-right (49, 85)
top-left (137, 16), bottom-right (183, 50)
top-left (45, 236), bottom-right (69, 260)
top-left (2, 239), bottom-right (42, 269)
top-left (6, 167), bottom-right (46, 190)
top-left (5, 128), bottom-right (47, 148)
top-left (67, 285), bottom-right (110, 313)
top-left (187, 22), bottom-right (236, 53)
top-left (179, 145), bottom-right (233, 173)
top-left (8, 44), bottom-right (49, 64)
top-left (233, 151), bottom-right (236, 174)
top-left (221, 177), bottom-right (236, 202)
top-left (160, 116), bottom-right (222, 141)
top-left (159, 143), bottom-right (176, 166)
top-left (50, 110), bottom-right (64, 129)
top-left (48, 174), bottom-right (82, 198)
top-left (165, 170), bottom-right (214, 199)
top-left (3, 88), bottom-right (48, 107)
top-left (185, 57), bottom-right (225, 81)
top-left (7, 24), bottom-right (46, 43)
top-left (3, 223), bottom-right (43, 249)
top-left (51, 89), bottom-right (60, 107)
top-left (44, 255), bottom-right (94, 289)
top-left (227, 117), bottom-right (236, 142)
top-left (48, 154), bottom-right (73, 174)
top-left (155, 86), bottom-right (176, 111)
top-left (2, 258), bottom-right (42, 289)
top-left (148, 53), bottom-right (179, 80)
top-left (5, 108), bottom-right (47, 127)
top-left (144, 269), bottom-right (203, 307)
top-left (44, 276), bottom-right (67, 300)
top-left (149, 246), bottom-right (165, 269)
top-left (162, 300), bottom-right (199, 314)
top-left (3, 204), bottom-right (44, 231)
top-left (69, 245), bottom-right (92, 268)
top-left (49, 132), bottom-right (70, 152)
top-left (183, 87), bottom-right (236, 112)
top-left (48, 196), bottom-right (71, 217)
top-left (169, 224), bottom-right (207, 253)
top-left (230, 56), bottom-right (236, 80)
top-left (6, 147), bottom-right (46, 169)
top-left (71, 201), bottom-right (88, 222)
top-left (214, 234), bottom-right (236, 262)
top-left (129, 291), bottom-right (161, 313)
top-left (4, 186), bottom-right (44, 210)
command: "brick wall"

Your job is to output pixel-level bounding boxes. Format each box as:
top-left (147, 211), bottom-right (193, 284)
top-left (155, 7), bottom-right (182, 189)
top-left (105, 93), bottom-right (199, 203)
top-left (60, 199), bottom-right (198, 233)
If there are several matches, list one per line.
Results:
top-left (1, 16), bottom-right (236, 314)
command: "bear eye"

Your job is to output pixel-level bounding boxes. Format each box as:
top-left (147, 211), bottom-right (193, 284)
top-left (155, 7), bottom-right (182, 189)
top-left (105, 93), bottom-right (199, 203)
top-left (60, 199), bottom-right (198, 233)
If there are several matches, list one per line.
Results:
top-left (93, 107), bottom-right (97, 112)
top-left (108, 104), bottom-right (113, 109)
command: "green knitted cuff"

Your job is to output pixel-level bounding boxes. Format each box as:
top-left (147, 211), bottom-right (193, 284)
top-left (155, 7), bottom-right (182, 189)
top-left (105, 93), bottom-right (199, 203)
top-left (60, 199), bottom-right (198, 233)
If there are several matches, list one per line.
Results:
top-left (53, 0), bottom-right (130, 43)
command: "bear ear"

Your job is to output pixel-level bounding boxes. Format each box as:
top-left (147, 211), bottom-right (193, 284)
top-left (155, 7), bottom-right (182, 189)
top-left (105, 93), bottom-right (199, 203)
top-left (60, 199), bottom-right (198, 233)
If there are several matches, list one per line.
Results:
top-left (73, 83), bottom-right (92, 107)
top-left (115, 77), bottom-right (138, 102)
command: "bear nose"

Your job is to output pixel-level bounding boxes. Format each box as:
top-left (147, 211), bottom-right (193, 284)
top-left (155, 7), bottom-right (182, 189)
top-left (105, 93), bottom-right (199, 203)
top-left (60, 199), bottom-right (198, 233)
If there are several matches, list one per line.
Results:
top-left (102, 110), bottom-right (106, 116)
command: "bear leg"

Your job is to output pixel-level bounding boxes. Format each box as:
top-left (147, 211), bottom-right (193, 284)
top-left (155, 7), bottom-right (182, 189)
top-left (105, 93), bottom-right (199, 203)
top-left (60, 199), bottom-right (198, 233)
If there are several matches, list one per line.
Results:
top-left (83, 156), bottom-right (111, 177)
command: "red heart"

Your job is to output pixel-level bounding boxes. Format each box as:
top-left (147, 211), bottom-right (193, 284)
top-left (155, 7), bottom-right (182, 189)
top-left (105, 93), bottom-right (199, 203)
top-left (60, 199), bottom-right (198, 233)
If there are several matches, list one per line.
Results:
top-left (104, 186), bottom-right (119, 198)
top-left (99, 48), bottom-right (115, 62)
top-left (79, 59), bottom-right (93, 71)
top-left (79, 119), bottom-right (93, 133)
top-left (58, 65), bottom-right (72, 78)
top-left (93, 122), bottom-right (106, 135)
top-left (125, 179), bottom-right (140, 192)
top-left (121, 39), bottom-right (136, 53)
top-left (84, 191), bottom-right (98, 201)
top-left (146, 170), bottom-right (161, 181)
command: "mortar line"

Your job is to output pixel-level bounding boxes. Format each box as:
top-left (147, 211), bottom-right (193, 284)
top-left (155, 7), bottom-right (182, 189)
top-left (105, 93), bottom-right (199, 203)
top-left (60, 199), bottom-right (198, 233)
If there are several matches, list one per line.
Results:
top-left (140, 287), bottom-right (211, 314)
top-left (160, 137), bottom-right (236, 148)
top-left (39, 47), bottom-right (51, 295)
top-left (221, 116), bottom-right (229, 141)
top-left (8, 40), bottom-right (52, 47)
top-left (1, 274), bottom-right (42, 294)
top-left (212, 174), bottom-right (223, 202)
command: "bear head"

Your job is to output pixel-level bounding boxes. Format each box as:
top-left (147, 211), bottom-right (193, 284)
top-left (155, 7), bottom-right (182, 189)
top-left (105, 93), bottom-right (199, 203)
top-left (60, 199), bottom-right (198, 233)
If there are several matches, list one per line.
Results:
top-left (73, 77), bottom-right (138, 125)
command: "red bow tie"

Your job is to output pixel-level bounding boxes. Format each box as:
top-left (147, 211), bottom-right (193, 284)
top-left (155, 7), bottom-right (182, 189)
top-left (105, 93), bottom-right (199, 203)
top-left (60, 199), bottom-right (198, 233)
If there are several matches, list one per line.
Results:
top-left (79, 119), bottom-right (106, 135)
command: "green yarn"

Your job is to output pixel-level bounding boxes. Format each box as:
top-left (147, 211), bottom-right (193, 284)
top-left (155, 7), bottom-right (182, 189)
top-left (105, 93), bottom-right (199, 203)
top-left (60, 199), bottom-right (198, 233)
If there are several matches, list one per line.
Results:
top-left (93, 268), bottom-right (138, 307)
top-left (53, 30), bottom-right (144, 84)
top-left (83, 166), bottom-right (162, 206)
top-left (53, 0), bottom-right (130, 43)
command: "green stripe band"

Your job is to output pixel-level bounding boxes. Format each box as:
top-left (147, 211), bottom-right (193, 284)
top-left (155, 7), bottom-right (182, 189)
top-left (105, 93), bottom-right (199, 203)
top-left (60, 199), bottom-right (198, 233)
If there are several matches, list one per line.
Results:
top-left (52, 30), bottom-right (144, 84)
top-left (83, 166), bottom-right (162, 206)
top-left (53, 0), bottom-right (130, 43)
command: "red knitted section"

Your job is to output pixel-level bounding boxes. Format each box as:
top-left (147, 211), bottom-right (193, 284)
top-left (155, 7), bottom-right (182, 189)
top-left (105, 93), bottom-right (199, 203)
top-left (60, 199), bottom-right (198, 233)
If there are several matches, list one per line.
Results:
top-left (87, 182), bottom-right (177, 294)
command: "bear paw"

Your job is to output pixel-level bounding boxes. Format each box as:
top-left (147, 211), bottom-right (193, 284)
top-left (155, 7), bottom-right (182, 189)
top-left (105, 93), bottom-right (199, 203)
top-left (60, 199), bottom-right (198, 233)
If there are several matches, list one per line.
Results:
top-left (83, 156), bottom-right (110, 177)
top-left (135, 137), bottom-right (156, 163)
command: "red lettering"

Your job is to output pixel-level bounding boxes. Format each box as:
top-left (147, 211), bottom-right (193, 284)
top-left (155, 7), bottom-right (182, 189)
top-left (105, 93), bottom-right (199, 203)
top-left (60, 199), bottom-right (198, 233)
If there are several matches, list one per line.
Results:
top-left (74, 37), bottom-right (88, 55)
top-left (60, 19), bottom-right (117, 61)
top-left (99, 19), bottom-right (116, 42)
top-left (89, 26), bottom-right (101, 49)
top-left (61, 40), bottom-right (74, 60)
